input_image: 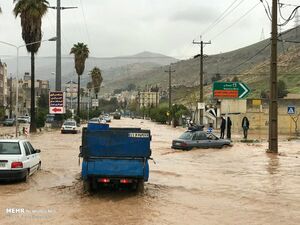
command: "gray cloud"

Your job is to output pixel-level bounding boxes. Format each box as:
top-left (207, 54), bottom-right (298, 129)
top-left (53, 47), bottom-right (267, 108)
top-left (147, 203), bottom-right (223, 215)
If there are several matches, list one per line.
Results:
top-left (170, 6), bottom-right (219, 23)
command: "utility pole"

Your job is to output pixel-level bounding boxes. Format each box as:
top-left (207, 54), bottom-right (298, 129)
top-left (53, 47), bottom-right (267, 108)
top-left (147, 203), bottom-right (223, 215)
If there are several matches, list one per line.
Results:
top-left (48, 1), bottom-right (77, 91)
top-left (193, 37), bottom-right (211, 125)
top-left (165, 65), bottom-right (175, 125)
top-left (9, 77), bottom-right (12, 118)
top-left (269, 0), bottom-right (278, 153)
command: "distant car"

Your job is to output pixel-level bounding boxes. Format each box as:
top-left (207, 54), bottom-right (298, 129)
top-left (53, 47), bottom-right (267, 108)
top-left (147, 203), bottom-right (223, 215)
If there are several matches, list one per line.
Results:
top-left (3, 118), bottom-right (15, 126)
top-left (0, 139), bottom-right (41, 181)
top-left (103, 114), bottom-right (111, 123)
top-left (45, 114), bottom-right (55, 123)
top-left (88, 117), bottom-right (101, 124)
top-left (172, 130), bottom-right (231, 150)
top-left (17, 116), bottom-right (30, 124)
top-left (113, 112), bottom-right (121, 119)
top-left (61, 120), bottom-right (78, 134)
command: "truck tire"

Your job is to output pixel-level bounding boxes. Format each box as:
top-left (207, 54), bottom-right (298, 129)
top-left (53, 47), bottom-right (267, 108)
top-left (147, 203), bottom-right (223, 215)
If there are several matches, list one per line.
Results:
top-left (83, 178), bottom-right (92, 193)
top-left (136, 179), bottom-right (144, 193)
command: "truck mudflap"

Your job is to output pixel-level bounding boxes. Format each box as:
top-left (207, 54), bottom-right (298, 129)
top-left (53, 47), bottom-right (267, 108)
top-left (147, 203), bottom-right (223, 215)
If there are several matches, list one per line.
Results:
top-left (82, 158), bottom-right (149, 181)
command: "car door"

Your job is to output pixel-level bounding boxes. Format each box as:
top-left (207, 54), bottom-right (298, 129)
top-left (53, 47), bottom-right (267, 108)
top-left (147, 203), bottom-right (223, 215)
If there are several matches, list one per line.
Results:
top-left (24, 142), bottom-right (39, 174)
top-left (21, 141), bottom-right (34, 172)
top-left (193, 132), bottom-right (209, 148)
top-left (207, 133), bottom-right (220, 148)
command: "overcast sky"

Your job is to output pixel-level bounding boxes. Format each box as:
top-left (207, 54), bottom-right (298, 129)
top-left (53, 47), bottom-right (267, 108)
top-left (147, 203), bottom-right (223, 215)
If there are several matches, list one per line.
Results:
top-left (0, 0), bottom-right (298, 59)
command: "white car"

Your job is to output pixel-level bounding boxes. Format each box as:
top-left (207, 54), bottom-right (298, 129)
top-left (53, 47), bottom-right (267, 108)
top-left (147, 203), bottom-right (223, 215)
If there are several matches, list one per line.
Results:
top-left (0, 139), bottom-right (41, 181)
top-left (61, 120), bottom-right (78, 134)
top-left (88, 117), bottom-right (106, 124)
top-left (17, 115), bottom-right (31, 123)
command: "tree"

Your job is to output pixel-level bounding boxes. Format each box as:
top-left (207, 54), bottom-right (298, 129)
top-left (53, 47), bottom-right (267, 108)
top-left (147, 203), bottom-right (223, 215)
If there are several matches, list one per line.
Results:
top-left (13, 0), bottom-right (49, 132)
top-left (211, 73), bottom-right (221, 82)
top-left (70, 43), bottom-right (89, 116)
top-left (278, 79), bottom-right (289, 98)
top-left (36, 93), bottom-right (49, 129)
top-left (127, 83), bottom-right (136, 91)
top-left (231, 76), bottom-right (239, 82)
top-left (37, 93), bottom-right (48, 108)
top-left (90, 67), bottom-right (103, 98)
top-left (260, 90), bottom-right (268, 99)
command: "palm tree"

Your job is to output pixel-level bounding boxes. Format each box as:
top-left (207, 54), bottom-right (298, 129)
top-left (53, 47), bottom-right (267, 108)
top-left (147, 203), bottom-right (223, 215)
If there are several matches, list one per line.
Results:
top-left (90, 67), bottom-right (103, 99)
top-left (13, 0), bottom-right (49, 132)
top-left (70, 43), bottom-right (89, 116)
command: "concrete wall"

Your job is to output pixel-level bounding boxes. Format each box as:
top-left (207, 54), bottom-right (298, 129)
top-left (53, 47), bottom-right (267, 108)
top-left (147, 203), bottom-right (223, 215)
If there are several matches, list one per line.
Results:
top-left (220, 98), bottom-right (300, 135)
top-left (229, 112), bottom-right (300, 135)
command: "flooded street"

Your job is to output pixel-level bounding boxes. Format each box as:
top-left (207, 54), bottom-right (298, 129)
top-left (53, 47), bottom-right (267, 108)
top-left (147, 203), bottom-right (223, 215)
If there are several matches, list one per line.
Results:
top-left (0, 118), bottom-right (299, 225)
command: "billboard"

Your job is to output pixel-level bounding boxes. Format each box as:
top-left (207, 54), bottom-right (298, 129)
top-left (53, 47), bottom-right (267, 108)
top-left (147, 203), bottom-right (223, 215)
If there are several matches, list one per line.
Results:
top-left (49, 91), bottom-right (66, 114)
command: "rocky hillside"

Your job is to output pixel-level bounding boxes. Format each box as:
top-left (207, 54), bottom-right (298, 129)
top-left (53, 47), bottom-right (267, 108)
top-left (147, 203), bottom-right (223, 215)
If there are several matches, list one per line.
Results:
top-left (104, 26), bottom-right (300, 102)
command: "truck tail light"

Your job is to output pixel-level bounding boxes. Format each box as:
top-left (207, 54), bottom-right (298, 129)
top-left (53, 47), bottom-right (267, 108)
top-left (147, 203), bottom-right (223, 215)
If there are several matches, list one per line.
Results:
top-left (98, 178), bottom-right (110, 183)
top-left (11, 162), bottom-right (23, 168)
top-left (120, 179), bottom-right (132, 184)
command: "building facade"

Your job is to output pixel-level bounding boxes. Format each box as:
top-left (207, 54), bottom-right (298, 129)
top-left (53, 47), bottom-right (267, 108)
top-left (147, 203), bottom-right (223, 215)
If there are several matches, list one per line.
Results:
top-left (138, 91), bottom-right (160, 108)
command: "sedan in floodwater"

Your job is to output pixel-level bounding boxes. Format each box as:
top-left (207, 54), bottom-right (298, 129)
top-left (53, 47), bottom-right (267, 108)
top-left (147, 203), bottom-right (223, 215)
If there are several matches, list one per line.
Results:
top-left (172, 130), bottom-right (231, 150)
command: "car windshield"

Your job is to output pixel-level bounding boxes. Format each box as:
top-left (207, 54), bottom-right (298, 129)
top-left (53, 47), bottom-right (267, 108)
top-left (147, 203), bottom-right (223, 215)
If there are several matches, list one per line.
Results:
top-left (179, 132), bottom-right (194, 140)
top-left (89, 118), bottom-right (99, 122)
top-left (5, 119), bottom-right (14, 121)
top-left (0, 142), bottom-right (21, 155)
top-left (64, 121), bottom-right (75, 126)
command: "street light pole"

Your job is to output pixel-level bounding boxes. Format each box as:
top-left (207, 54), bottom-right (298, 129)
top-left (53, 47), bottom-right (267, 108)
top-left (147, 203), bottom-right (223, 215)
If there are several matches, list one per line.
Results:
top-left (0, 37), bottom-right (57, 137)
top-left (48, 1), bottom-right (77, 91)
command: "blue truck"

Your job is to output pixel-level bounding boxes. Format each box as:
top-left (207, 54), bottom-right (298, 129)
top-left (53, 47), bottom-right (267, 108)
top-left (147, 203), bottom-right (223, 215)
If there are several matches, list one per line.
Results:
top-left (79, 123), bottom-right (152, 192)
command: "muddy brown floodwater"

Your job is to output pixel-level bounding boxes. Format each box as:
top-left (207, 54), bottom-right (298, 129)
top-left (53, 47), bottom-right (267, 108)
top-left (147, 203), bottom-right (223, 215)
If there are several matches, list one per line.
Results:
top-left (0, 118), bottom-right (299, 225)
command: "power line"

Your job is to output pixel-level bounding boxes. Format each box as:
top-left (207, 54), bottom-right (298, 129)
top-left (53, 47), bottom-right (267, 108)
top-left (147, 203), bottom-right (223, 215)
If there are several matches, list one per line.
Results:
top-left (278, 0), bottom-right (300, 26)
top-left (79, 0), bottom-right (93, 50)
top-left (201, 0), bottom-right (245, 36)
top-left (226, 41), bottom-right (271, 74)
top-left (210, 2), bottom-right (260, 40)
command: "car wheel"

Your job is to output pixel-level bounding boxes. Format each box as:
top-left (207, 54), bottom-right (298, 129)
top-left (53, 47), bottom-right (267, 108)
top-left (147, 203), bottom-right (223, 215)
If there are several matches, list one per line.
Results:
top-left (37, 162), bottom-right (41, 170)
top-left (22, 169), bottom-right (29, 182)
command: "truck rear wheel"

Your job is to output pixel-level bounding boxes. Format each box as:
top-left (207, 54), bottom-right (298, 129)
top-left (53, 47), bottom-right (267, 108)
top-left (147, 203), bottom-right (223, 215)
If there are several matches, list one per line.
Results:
top-left (83, 178), bottom-right (92, 193)
top-left (136, 179), bottom-right (144, 193)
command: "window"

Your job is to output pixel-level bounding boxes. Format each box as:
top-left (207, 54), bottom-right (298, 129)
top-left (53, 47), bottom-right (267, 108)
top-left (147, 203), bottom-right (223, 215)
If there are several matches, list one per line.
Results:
top-left (179, 132), bottom-right (193, 140)
top-left (26, 142), bottom-right (36, 154)
top-left (0, 142), bottom-right (21, 155)
top-left (193, 132), bottom-right (207, 140)
top-left (23, 143), bottom-right (31, 156)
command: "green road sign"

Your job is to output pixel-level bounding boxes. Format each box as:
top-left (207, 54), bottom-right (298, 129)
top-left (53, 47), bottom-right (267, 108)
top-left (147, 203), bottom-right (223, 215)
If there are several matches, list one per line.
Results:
top-left (213, 82), bottom-right (251, 99)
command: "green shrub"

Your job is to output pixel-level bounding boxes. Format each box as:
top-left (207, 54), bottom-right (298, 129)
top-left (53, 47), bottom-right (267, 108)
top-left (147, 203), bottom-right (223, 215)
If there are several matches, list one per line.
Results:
top-left (36, 109), bottom-right (48, 128)
top-left (149, 106), bottom-right (169, 123)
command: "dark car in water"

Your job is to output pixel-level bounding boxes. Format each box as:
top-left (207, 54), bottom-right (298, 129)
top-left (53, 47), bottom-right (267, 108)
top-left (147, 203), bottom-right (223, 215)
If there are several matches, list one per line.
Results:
top-left (113, 112), bottom-right (121, 119)
top-left (172, 130), bottom-right (231, 150)
top-left (3, 118), bottom-right (15, 126)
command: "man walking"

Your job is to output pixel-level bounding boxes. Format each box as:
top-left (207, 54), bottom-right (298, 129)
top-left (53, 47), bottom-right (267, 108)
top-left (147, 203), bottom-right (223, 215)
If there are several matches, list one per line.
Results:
top-left (242, 116), bottom-right (250, 139)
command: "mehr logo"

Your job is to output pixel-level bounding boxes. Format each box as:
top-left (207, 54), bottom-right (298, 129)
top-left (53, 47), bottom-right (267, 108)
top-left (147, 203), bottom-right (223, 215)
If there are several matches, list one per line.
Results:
top-left (128, 133), bottom-right (149, 138)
